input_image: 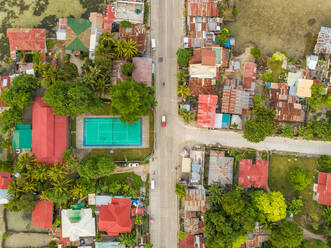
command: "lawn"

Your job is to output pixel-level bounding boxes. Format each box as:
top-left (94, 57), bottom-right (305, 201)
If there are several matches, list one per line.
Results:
top-left (268, 59), bottom-right (283, 82)
top-left (269, 155), bottom-right (322, 233)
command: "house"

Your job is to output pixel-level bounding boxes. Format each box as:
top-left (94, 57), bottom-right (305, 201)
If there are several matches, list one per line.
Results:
top-left (190, 150), bottom-right (204, 185)
top-left (287, 71), bottom-right (302, 96)
top-left (221, 79), bottom-right (250, 115)
top-left (0, 76), bottom-right (10, 112)
top-left (296, 79), bottom-right (313, 98)
top-left (314, 26), bottom-right (331, 54)
top-left (208, 150), bottom-right (234, 186)
top-left (89, 13), bottom-right (104, 59)
top-left (132, 57), bottom-right (152, 86)
top-left (31, 200), bottom-right (53, 229)
top-left (184, 0), bottom-right (221, 48)
top-left (61, 208), bottom-right (96, 242)
top-left (17, 63), bottom-right (34, 75)
top-left (56, 18), bottom-right (91, 53)
top-left (7, 28), bottom-right (46, 59)
top-left (95, 242), bottom-right (125, 248)
top-left (12, 124), bottom-right (32, 151)
top-left (307, 55), bottom-right (318, 70)
top-left (238, 159), bottom-right (268, 189)
top-left (214, 113), bottom-right (231, 129)
top-left (182, 157), bottom-right (192, 173)
top-left (118, 24), bottom-right (146, 53)
top-left (196, 94), bottom-right (218, 128)
top-left (189, 78), bottom-right (216, 96)
top-left (179, 234), bottom-right (205, 248)
top-left (314, 172), bottom-right (331, 206)
top-left (98, 198), bottom-right (132, 236)
top-left (244, 223), bottom-right (269, 248)
top-left (115, 0), bottom-right (145, 24)
top-left (268, 83), bottom-right (303, 122)
top-left (32, 98), bottom-right (68, 164)
top-left (0, 172), bottom-right (12, 204)
top-left (243, 62), bottom-right (257, 90)
top-left (189, 64), bottom-right (218, 79)
top-left (189, 46), bottom-right (229, 67)
top-left (184, 188), bottom-right (206, 214)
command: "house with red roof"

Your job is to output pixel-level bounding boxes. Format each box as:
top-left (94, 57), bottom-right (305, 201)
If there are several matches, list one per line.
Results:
top-left (103, 4), bottom-right (116, 33)
top-left (243, 62), bottom-right (257, 91)
top-left (0, 172), bottom-right (12, 204)
top-left (238, 159), bottom-right (268, 189)
top-left (0, 76), bottom-right (10, 113)
top-left (189, 46), bottom-right (229, 68)
top-left (32, 98), bottom-right (68, 164)
top-left (314, 172), bottom-right (331, 206)
top-left (7, 28), bottom-right (46, 59)
top-left (32, 200), bottom-right (53, 229)
top-left (98, 198), bottom-right (132, 236)
top-left (197, 94), bottom-right (218, 128)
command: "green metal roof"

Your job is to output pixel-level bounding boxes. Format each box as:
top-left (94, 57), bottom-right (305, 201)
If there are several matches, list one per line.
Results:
top-left (66, 37), bottom-right (89, 52)
top-left (213, 47), bottom-right (222, 65)
top-left (67, 18), bottom-right (90, 36)
top-left (69, 210), bottom-right (81, 222)
top-left (12, 125), bottom-right (32, 149)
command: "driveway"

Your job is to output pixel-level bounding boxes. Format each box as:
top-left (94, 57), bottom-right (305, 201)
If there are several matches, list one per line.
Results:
top-left (149, 1), bottom-right (331, 248)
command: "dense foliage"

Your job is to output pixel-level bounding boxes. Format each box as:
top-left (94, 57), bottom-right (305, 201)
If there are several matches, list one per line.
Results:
top-left (115, 40), bottom-right (138, 59)
top-left (287, 167), bottom-right (312, 191)
top-left (307, 84), bottom-right (329, 110)
top-left (287, 199), bottom-right (304, 215)
top-left (297, 121), bottom-right (331, 141)
top-left (175, 183), bottom-right (186, 200)
top-left (120, 62), bottom-right (135, 75)
top-left (0, 107), bottom-right (24, 133)
top-left (43, 80), bottom-right (101, 116)
top-left (176, 48), bottom-right (192, 67)
top-left (318, 155), bottom-right (331, 173)
top-left (77, 154), bottom-right (115, 179)
top-left (270, 221), bottom-right (303, 248)
top-left (110, 77), bottom-right (156, 123)
top-left (251, 48), bottom-right (261, 59)
top-left (244, 105), bottom-right (276, 142)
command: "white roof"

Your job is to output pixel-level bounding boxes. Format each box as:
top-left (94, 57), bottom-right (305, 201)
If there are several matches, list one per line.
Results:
top-left (307, 55), bottom-right (318, 70)
top-left (287, 72), bottom-right (302, 86)
top-left (56, 29), bottom-right (66, 41)
top-left (182, 157), bottom-right (191, 173)
top-left (189, 64), bottom-right (217, 78)
top-left (61, 208), bottom-right (96, 242)
top-left (0, 189), bottom-right (9, 204)
top-left (231, 115), bottom-right (242, 129)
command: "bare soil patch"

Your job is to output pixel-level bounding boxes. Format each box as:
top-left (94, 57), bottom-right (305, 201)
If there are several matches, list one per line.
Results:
top-left (228, 0), bottom-right (331, 57)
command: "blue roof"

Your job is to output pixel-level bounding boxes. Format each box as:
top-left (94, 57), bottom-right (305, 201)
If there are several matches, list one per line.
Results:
top-left (221, 114), bottom-right (231, 128)
top-left (289, 85), bottom-right (297, 96)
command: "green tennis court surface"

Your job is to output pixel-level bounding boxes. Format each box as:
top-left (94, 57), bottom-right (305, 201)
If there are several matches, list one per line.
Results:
top-left (83, 118), bottom-right (142, 147)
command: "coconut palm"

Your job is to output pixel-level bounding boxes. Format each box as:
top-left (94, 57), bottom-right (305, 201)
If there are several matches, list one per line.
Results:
top-left (176, 70), bottom-right (188, 83)
top-left (177, 85), bottom-right (190, 101)
top-left (115, 40), bottom-right (138, 59)
top-left (96, 32), bottom-right (116, 57)
top-left (178, 109), bottom-right (196, 123)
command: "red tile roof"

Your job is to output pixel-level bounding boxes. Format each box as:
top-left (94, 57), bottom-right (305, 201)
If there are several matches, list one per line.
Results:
top-left (243, 62), bottom-right (257, 90)
top-left (0, 172), bottom-right (11, 189)
top-left (103, 4), bottom-right (116, 32)
top-left (32, 200), bottom-right (53, 229)
top-left (197, 94), bottom-right (218, 128)
top-left (132, 57), bottom-right (152, 87)
top-left (179, 234), bottom-right (195, 248)
top-left (201, 48), bottom-right (216, 66)
top-left (189, 47), bottom-right (227, 67)
top-left (7, 28), bottom-right (46, 53)
top-left (316, 172), bottom-right (331, 206)
top-left (98, 198), bottom-right (132, 236)
top-left (187, 0), bottom-right (219, 17)
top-left (131, 207), bottom-right (144, 217)
top-left (238, 159), bottom-right (268, 189)
top-left (0, 76), bottom-right (10, 108)
top-left (32, 98), bottom-right (68, 164)
top-left (189, 78), bottom-right (215, 96)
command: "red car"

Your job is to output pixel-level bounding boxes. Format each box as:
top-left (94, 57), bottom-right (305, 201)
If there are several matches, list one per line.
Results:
top-left (161, 115), bottom-right (166, 127)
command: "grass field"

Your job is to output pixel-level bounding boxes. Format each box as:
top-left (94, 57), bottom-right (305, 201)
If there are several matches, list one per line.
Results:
top-left (269, 155), bottom-right (323, 233)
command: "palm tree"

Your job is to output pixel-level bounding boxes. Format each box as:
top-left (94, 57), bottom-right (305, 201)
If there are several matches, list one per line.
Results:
top-left (177, 85), bottom-right (190, 101)
top-left (176, 70), bottom-right (188, 83)
top-left (96, 32), bottom-right (116, 57)
top-left (115, 40), bottom-right (138, 59)
top-left (178, 109), bottom-right (196, 123)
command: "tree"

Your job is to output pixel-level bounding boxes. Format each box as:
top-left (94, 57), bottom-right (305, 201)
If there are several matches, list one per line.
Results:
top-left (6, 192), bottom-right (37, 212)
top-left (134, 215), bottom-right (143, 225)
top-left (250, 191), bottom-right (287, 223)
top-left (110, 78), bottom-right (157, 123)
top-left (216, 28), bottom-right (231, 46)
top-left (280, 125), bottom-right (294, 138)
top-left (270, 52), bottom-right (286, 63)
top-left (251, 48), bottom-right (261, 59)
top-left (307, 84), bottom-right (328, 110)
top-left (178, 108), bottom-right (195, 123)
top-left (115, 40), bottom-right (138, 59)
top-left (221, 191), bottom-right (245, 215)
top-left (119, 230), bottom-right (136, 247)
top-left (77, 155), bottom-right (115, 179)
top-left (1, 74), bottom-right (40, 110)
top-left (177, 85), bottom-right (190, 100)
top-left (177, 70), bottom-right (188, 83)
top-left (40, 64), bottom-right (65, 87)
top-left (253, 94), bottom-right (262, 105)
top-left (175, 183), bottom-right (186, 200)
top-left (62, 62), bottom-right (78, 80)
top-left (176, 48), bottom-right (192, 67)
top-left (95, 32), bottom-right (116, 59)
top-left (62, 150), bottom-right (79, 174)
top-left (287, 167), bottom-right (312, 191)
top-left (287, 199), bottom-right (303, 215)
top-left (0, 107), bottom-right (24, 133)
top-left (270, 221), bottom-right (303, 248)
top-left (120, 62), bottom-right (135, 75)
top-left (0, 160), bottom-right (13, 173)
top-left (263, 71), bottom-right (273, 81)
top-left (120, 20), bottom-right (133, 28)
top-left (43, 81), bottom-right (101, 116)
top-left (318, 155), bottom-right (331, 173)
top-left (244, 105), bottom-right (276, 142)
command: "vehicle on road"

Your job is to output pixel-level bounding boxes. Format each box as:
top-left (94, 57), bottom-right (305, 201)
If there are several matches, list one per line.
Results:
top-left (161, 115), bottom-right (166, 127)
top-left (152, 39), bottom-right (156, 50)
top-left (151, 179), bottom-right (155, 190)
top-left (128, 162), bottom-right (139, 167)
top-left (117, 162), bottom-right (127, 167)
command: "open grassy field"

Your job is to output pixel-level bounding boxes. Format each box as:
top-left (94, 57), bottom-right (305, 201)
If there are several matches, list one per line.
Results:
top-left (269, 155), bottom-right (323, 233)
top-left (228, 0), bottom-right (331, 57)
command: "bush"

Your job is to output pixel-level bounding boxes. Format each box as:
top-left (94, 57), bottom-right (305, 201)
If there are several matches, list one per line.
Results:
top-left (48, 241), bottom-right (57, 248)
top-left (175, 183), bottom-right (186, 200)
top-left (33, 0), bottom-right (49, 16)
top-left (120, 20), bottom-right (133, 28)
top-left (287, 167), bottom-right (312, 191)
top-left (78, 154), bottom-right (115, 179)
top-left (253, 94), bottom-right (262, 105)
top-left (144, 1), bottom-right (149, 25)
top-left (0, 160), bottom-right (13, 173)
top-left (287, 199), bottom-right (303, 215)
top-left (2, 232), bottom-right (9, 239)
top-left (318, 156), bottom-right (331, 173)
top-left (288, 57), bottom-right (295, 64)
top-left (251, 48), bottom-right (261, 59)
top-left (263, 71), bottom-right (273, 81)
top-left (280, 125), bottom-right (294, 138)
top-left (176, 48), bottom-right (192, 67)
top-left (233, 7), bottom-right (239, 16)
top-left (53, 218), bottom-right (61, 227)
top-left (120, 62), bottom-right (135, 75)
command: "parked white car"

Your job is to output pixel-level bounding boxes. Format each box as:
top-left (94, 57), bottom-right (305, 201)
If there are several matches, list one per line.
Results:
top-left (151, 39), bottom-right (156, 50)
top-left (151, 179), bottom-right (155, 190)
top-left (128, 163), bottom-right (139, 167)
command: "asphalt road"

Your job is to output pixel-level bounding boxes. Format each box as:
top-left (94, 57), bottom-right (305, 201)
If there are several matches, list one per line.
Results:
top-left (149, 1), bottom-right (331, 247)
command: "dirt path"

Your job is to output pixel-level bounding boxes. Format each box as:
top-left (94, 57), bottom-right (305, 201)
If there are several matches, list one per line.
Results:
top-left (228, 0), bottom-right (331, 57)
top-left (4, 232), bottom-right (50, 248)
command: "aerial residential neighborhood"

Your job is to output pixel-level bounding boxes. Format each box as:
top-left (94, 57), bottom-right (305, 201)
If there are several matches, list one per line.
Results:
top-left (0, 0), bottom-right (330, 248)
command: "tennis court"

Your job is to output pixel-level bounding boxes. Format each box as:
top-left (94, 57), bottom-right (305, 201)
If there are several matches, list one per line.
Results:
top-left (83, 117), bottom-right (142, 147)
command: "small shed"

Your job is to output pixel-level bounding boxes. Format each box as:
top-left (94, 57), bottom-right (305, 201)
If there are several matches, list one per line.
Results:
top-left (12, 124), bottom-right (32, 150)
top-left (182, 158), bottom-right (192, 173)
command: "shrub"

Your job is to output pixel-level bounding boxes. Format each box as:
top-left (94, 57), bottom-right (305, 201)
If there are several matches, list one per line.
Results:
top-left (176, 48), bottom-right (192, 67)
top-left (287, 199), bottom-right (303, 215)
top-left (263, 71), bottom-right (273, 81)
top-left (48, 241), bottom-right (57, 248)
top-left (33, 0), bottom-right (49, 16)
top-left (144, 1), bottom-right (149, 25)
top-left (175, 183), bottom-right (186, 200)
top-left (288, 57), bottom-right (295, 64)
top-left (287, 167), bottom-right (312, 191)
top-left (270, 52), bottom-right (286, 63)
top-left (280, 125), bottom-right (294, 138)
top-left (120, 62), bottom-right (135, 75)
top-left (253, 94), bottom-right (262, 105)
top-left (251, 48), bottom-right (261, 59)
top-left (2, 232), bottom-right (9, 239)
top-left (233, 7), bottom-right (239, 16)
top-left (120, 20), bottom-right (133, 28)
